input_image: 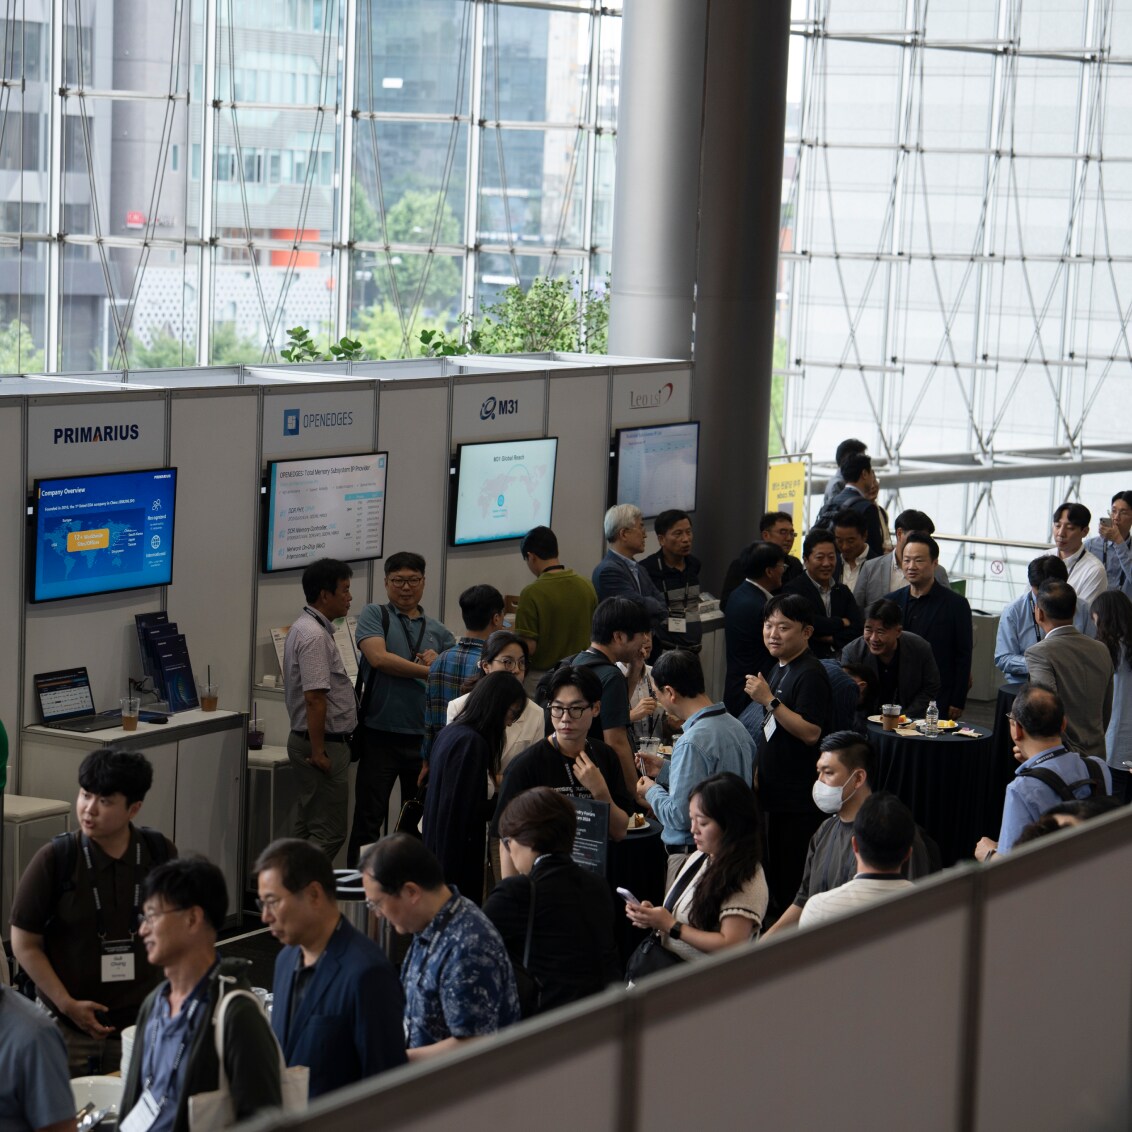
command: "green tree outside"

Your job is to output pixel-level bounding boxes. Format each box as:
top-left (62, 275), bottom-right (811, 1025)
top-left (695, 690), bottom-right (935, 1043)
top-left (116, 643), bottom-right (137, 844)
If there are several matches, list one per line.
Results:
top-left (0, 319), bottom-right (45, 373)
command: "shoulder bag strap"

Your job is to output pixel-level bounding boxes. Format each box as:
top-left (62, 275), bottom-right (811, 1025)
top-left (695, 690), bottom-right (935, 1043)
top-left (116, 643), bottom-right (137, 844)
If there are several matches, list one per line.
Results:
top-left (522, 875), bottom-right (537, 970)
top-left (662, 853), bottom-right (708, 913)
top-left (212, 985), bottom-right (287, 1089)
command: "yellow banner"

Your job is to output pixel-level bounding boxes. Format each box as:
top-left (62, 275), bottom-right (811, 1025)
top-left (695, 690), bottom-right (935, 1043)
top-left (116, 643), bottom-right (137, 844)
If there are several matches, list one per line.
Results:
top-left (766, 461), bottom-right (806, 558)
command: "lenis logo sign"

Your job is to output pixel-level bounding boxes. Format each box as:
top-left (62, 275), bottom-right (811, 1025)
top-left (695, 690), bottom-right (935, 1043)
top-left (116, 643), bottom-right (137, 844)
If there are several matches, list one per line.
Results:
top-left (480, 395), bottom-right (519, 421)
top-left (629, 382), bottom-right (674, 409)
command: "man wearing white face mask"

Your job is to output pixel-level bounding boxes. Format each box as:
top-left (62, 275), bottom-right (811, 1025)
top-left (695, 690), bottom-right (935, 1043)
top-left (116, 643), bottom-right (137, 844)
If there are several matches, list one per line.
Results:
top-left (761, 732), bottom-right (937, 938)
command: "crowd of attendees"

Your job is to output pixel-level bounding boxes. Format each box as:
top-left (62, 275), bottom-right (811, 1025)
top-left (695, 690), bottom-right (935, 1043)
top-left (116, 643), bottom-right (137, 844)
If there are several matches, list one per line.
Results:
top-left (4, 438), bottom-right (1129, 1130)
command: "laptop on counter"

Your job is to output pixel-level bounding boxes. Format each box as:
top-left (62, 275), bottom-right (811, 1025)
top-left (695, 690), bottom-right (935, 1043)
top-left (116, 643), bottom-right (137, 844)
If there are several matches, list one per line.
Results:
top-left (34, 666), bottom-right (167, 732)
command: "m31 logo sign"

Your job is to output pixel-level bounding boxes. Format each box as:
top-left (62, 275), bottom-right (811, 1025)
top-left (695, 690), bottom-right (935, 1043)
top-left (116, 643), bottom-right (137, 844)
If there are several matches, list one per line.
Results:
top-left (480, 395), bottom-right (520, 421)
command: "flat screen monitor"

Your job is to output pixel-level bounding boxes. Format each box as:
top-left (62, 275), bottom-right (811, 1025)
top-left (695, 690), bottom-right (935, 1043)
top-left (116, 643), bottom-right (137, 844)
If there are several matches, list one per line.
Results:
top-left (449, 437), bottom-right (558, 546)
top-left (30, 467), bottom-right (178, 603)
top-left (263, 451), bottom-right (389, 572)
top-left (612, 421), bottom-right (699, 518)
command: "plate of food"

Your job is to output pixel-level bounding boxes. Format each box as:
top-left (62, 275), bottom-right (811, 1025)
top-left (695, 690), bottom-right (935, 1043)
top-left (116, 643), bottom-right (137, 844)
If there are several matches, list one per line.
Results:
top-left (914, 718), bottom-right (959, 732)
top-left (625, 813), bottom-right (654, 835)
top-left (867, 713), bottom-right (908, 726)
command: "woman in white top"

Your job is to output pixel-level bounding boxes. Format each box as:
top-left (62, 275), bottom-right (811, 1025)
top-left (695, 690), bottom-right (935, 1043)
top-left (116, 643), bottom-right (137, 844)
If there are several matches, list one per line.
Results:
top-left (446, 630), bottom-right (545, 770)
top-left (625, 771), bottom-right (767, 960)
top-left (622, 636), bottom-right (666, 748)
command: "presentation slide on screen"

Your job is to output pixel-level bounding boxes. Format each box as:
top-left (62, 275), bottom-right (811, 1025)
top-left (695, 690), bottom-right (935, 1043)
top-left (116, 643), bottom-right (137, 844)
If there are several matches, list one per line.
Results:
top-left (617, 422), bottom-right (699, 517)
top-left (266, 453), bottom-right (387, 571)
top-left (33, 468), bottom-right (177, 602)
top-left (453, 438), bottom-right (557, 545)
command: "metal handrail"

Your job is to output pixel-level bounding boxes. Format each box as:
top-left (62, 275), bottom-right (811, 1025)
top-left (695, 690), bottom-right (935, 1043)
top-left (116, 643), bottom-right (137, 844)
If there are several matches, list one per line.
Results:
top-left (933, 533), bottom-right (1052, 551)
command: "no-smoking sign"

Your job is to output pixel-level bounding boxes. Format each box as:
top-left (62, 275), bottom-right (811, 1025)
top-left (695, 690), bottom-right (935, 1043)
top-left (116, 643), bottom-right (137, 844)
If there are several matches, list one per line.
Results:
top-left (991, 560), bottom-right (1004, 575)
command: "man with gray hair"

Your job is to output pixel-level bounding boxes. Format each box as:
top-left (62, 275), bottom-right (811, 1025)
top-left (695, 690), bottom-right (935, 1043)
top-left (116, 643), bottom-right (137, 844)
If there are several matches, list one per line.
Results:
top-left (592, 503), bottom-right (667, 632)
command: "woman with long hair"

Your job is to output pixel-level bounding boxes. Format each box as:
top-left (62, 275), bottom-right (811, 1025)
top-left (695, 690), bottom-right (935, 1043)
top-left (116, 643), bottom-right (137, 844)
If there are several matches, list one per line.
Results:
top-left (446, 630), bottom-right (545, 770)
top-left (1092, 589), bottom-right (1132, 802)
top-left (423, 670), bottom-right (528, 903)
top-left (625, 771), bottom-right (767, 958)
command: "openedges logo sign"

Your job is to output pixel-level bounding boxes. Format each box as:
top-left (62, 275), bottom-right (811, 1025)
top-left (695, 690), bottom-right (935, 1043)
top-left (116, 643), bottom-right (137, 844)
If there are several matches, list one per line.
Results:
top-left (283, 407), bottom-right (354, 436)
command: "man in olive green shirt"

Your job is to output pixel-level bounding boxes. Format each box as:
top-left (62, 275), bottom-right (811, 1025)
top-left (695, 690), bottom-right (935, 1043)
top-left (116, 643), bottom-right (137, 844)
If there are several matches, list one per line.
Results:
top-left (515, 526), bottom-right (598, 694)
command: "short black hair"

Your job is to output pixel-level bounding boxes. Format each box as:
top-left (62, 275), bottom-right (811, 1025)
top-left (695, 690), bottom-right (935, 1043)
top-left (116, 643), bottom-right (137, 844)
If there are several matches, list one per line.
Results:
top-left (832, 509), bottom-right (867, 535)
top-left (1027, 554), bottom-right (1068, 588)
top-left (654, 509), bottom-right (691, 537)
top-left (802, 527), bottom-right (836, 559)
top-left (1053, 502), bottom-right (1090, 528)
top-left (359, 832), bottom-right (445, 893)
top-left (142, 855), bottom-right (227, 933)
top-left (820, 731), bottom-right (874, 781)
top-left (253, 837), bottom-right (336, 897)
top-left (864, 599), bottom-right (902, 628)
top-left (78, 748), bottom-right (154, 806)
top-left (1111, 490), bottom-right (1132, 510)
top-left (458, 584), bottom-right (505, 632)
top-left (739, 540), bottom-right (785, 581)
top-left (520, 526), bottom-right (558, 560)
top-left (853, 792), bottom-right (915, 870)
top-left (759, 510), bottom-right (793, 533)
top-left (839, 453), bottom-right (873, 483)
top-left (1035, 579), bottom-right (1077, 622)
top-left (384, 551), bottom-right (426, 577)
top-left (893, 509), bottom-right (935, 535)
top-left (763, 593), bottom-right (814, 627)
top-left (302, 558), bottom-right (352, 604)
top-left (650, 649), bottom-right (706, 698)
top-left (546, 664), bottom-right (603, 705)
top-left (835, 438), bottom-right (867, 465)
top-left (497, 787), bottom-right (576, 855)
top-left (591, 596), bottom-right (651, 644)
top-left (902, 531), bottom-right (939, 561)
top-left (1010, 682), bottom-right (1065, 739)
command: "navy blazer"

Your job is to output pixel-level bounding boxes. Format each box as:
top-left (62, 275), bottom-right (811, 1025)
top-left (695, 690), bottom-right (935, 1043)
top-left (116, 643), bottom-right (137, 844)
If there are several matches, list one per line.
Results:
top-left (591, 549), bottom-right (667, 620)
top-left (883, 583), bottom-right (972, 711)
top-left (783, 573), bottom-right (863, 659)
top-left (271, 917), bottom-right (406, 1097)
top-left (724, 581), bottom-right (772, 716)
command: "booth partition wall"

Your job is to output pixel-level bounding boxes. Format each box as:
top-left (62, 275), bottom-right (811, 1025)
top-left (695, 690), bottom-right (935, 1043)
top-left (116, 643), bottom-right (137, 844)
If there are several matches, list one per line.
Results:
top-left (0, 1), bottom-right (619, 372)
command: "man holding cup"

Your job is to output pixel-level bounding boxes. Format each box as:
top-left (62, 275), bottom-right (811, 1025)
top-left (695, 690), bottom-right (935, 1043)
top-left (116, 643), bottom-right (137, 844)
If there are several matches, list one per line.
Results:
top-left (636, 649), bottom-right (756, 884)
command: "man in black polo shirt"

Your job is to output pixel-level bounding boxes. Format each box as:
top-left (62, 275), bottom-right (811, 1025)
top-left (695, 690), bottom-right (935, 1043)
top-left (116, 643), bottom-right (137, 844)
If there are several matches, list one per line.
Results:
top-left (743, 594), bottom-right (832, 914)
top-left (884, 532), bottom-right (972, 720)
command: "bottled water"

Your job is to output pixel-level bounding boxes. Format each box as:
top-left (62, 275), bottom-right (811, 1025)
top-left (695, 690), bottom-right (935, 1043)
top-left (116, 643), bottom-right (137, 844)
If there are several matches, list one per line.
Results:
top-left (924, 700), bottom-right (939, 737)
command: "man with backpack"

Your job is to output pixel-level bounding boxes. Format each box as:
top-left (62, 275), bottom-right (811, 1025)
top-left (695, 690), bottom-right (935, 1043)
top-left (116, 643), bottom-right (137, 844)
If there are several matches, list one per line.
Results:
top-left (975, 683), bottom-right (1113, 860)
top-left (10, 747), bottom-right (175, 1074)
top-left (816, 453), bottom-right (885, 558)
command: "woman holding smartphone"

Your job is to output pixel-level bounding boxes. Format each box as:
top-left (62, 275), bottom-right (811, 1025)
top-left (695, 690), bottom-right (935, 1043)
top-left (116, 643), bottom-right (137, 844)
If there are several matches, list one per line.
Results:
top-left (625, 771), bottom-right (767, 958)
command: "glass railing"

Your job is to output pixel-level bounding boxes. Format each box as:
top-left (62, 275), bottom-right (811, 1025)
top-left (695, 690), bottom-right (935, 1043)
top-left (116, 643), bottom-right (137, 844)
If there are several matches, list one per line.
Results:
top-left (934, 534), bottom-right (1054, 614)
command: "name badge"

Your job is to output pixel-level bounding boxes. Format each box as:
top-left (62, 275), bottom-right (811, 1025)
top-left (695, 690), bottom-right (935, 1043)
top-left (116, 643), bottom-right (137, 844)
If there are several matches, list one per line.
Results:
top-left (667, 616), bottom-right (687, 633)
top-left (120, 1089), bottom-right (161, 1132)
top-left (101, 939), bottom-right (136, 983)
top-left (762, 713), bottom-right (777, 742)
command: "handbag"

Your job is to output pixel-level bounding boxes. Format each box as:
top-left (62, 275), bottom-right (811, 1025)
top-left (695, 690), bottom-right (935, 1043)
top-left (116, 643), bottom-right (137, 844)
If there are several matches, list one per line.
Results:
top-left (349, 609), bottom-right (389, 762)
top-left (511, 874), bottom-right (545, 1018)
top-left (187, 985), bottom-right (308, 1131)
top-left (394, 786), bottom-right (427, 838)
top-left (625, 853), bottom-right (708, 986)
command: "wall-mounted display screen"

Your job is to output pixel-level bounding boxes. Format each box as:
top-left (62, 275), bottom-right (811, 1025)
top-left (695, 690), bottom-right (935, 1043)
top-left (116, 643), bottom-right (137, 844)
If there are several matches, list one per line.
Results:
top-left (264, 451), bottom-right (388, 572)
top-left (611, 421), bottom-right (699, 518)
top-left (450, 437), bottom-right (558, 546)
top-left (30, 467), bottom-right (178, 603)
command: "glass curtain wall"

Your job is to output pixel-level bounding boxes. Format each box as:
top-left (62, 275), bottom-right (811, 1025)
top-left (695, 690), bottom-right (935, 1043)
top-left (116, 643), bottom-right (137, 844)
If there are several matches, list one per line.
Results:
top-left (779, 0), bottom-right (1132, 605)
top-left (0, 0), bottom-right (618, 371)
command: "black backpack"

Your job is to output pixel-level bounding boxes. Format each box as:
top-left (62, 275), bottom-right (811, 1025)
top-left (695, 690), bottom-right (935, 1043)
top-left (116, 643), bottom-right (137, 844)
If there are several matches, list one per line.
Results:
top-left (814, 487), bottom-right (872, 535)
top-left (50, 827), bottom-right (173, 900)
top-left (1016, 756), bottom-right (1109, 801)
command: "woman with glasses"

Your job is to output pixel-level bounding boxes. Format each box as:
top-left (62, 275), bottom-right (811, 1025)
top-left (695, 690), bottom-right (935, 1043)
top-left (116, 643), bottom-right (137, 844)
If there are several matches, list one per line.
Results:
top-left (422, 671), bottom-right (528, 904)
top-left (484, 788), bottom-right (621, 1012)
top-left (625, 771), bottom-right (767, 961)
top-left (445, 631), bottom-right (545, 771)
top-left (492, 665), bottom-right (635, 879)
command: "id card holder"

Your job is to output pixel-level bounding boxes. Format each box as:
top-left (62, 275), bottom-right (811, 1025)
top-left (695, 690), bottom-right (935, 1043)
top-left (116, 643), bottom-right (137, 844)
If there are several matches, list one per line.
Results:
top-left (762, 713), bottom-right (777, 742)
top-left (101, 939), bottom-right (136, 982)
top-left (120, 1089), bottom-right (161, 1132)
top-left (667, 616), bottom-right (687, 633)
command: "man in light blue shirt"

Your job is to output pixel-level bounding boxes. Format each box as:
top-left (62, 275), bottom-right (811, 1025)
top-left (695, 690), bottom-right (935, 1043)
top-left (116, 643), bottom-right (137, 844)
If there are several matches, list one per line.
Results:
top-left (975, 683), bottom-right (1112, 859)
top-left (636, 649), bottom-right (755, 882)
top-left (1084, 490), bottom-right (1132, 599)
top-left (995, 555), bottom-right (1091, 679)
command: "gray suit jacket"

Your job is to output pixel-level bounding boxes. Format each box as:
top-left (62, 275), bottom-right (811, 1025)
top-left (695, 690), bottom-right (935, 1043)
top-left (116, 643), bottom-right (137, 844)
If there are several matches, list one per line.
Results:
top-left (854, 552), bottom-right (950, 610)
top-left (840, 631), bottom-right (941, 718)
top-left (1024, 626), bottom-right (1114, 759)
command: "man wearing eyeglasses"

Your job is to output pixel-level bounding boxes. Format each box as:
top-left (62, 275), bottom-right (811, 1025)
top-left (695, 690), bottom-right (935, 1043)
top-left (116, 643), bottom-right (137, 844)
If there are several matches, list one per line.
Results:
top-left (254, 838), bottom-right (405, 1097)
top-left (11, 746), bottom-right (175, 1075)
top-left (349, 552), bottom-right (456, 864)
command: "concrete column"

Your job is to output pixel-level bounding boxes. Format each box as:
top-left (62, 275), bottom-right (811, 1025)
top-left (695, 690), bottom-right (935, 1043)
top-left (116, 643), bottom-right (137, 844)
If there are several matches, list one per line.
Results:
top-left (606, 0), bottom-right (707, 360)
top-left (693, 0), bottom-right (791, 589)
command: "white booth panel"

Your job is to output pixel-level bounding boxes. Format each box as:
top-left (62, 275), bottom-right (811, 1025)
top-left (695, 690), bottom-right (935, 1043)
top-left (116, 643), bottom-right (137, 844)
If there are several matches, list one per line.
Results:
top-left (261, 386), bottom-right (377, 461)
top-left (637, 904), bottom-right (970, 1130)
top-left (976, 838), bottom-right (1132, 1131)
top-left (610, 364), bottom-right (692, 428)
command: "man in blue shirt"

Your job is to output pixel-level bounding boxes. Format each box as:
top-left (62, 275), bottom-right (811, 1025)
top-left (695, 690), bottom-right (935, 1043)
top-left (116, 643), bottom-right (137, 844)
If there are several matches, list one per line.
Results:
top-left (349, 552), bottom-right (456, 863)
top-left (995, 555), bottom-right (1091, 679)
top-left (0, 984), bottom-right (74, 1132)
top-left (360, 834), bottom-right (519, 1062)
top-left (1084, 490), bottom-right (1132, 599)
top-left (637, 649), bottom-right (756, 883)
top-left (975, 683), bottom-right (1112, 859)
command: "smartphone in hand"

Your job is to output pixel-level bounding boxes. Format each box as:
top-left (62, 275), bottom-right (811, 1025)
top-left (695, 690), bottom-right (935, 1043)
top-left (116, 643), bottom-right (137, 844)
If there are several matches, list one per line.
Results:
top-left (616, 887), bottom-right (641, 906)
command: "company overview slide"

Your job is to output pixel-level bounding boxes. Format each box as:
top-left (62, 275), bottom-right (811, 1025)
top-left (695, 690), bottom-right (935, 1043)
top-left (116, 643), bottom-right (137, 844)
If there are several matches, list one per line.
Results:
top-left (453, 437), bottom-right (557, 545)
top-left (33, 467), bottom-right (178, 602)
top-left (265, 452), bottom-right (388, 571)
top-left (617, 422), bottom-right (699, 517)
